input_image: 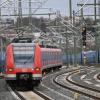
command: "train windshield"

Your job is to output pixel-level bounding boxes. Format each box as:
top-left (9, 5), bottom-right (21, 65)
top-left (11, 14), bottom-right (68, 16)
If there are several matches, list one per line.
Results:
top-left (13, 43), bottom-right (34, 68)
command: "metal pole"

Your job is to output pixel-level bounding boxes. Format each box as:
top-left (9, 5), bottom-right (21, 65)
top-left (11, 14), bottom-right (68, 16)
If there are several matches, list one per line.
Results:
top-left (69, 0), bottom-right (72, 19)
top-left (18, 0), bottom-right (22, 27)
top-left (66, 33), bottom-right (69, 67)
top-left (0, 37), bottom-right (3, 74)
top-left (97, 36), bottom-right (99, 64)
top-left (94, 0), bottom-right (97, 23)
top-left (29, 0), bottom-right (32, 25)
top-left (74, 36), bottom-right (77, 67)
top-left (95, 35), bottom-right (97, 65)
top-left (0, 38), bottom-right (3, 61)
top-left (81, 6), bottom-right (83, 18)
top-left (98, 0), bottom-right (100, 19)
top-left (73, 10), bottom-right (75, 26)
top-left (0, 0), bottom-right (1, 21)
top-left (95, 33), bottom-right (98, 66)
top-left (49, 13), bottom-right (50, 20)
top-left (70, 49), bottom-right (72, 65)
top-left (98, 35), bottom-right (100, 63)
top-left (14, 0), bottom-right (16, 24)
top-left (98, 36), bottom-right (100, 63)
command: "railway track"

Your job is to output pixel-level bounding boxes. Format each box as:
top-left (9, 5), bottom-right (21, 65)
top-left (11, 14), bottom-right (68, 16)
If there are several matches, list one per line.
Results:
top-left (6, 67), bottom-right (76, 100)
top-left (6, 68), bottom-right (67, 100)
top-left (7, 81), bottom-right (52, 100)
top-left (6, 66), bottom-right (95, 100)
top-left (54, 66), bottom-right (100, 100)
top-left (34, 66), bottom-right (93, 100)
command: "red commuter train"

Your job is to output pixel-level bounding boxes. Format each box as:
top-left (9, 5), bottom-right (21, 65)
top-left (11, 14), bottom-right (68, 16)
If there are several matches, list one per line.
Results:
top-left (5, 38), bottom-right (62, 85)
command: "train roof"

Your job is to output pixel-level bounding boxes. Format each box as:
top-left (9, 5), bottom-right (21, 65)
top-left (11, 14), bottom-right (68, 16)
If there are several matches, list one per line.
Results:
top-left (10, 37), bottom-right (60, 49)
top-left (12, 37), bottom-right (32, 43)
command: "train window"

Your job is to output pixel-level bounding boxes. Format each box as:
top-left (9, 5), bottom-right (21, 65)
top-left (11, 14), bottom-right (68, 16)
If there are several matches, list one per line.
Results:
top-left (13, 45), bottom-right (34, 68)
top-left (12, 38), bottom-right (32, 43)
top-left (56, 52), bottom-right (58, 62)
top-left (49, 52), bottom-right (50, 63)
top-left (44, 52), bottom-right (46, 65)
top-left (59, 53), bottom-right (61, 62)
top-left (47, 52), bottom-right (49, 64)
top-left (14, 54), bottom-right (34, 64)
top-left (42, 51), bottom-right (48, 66)
top-left (50, 51), bottom-right (52, 62)
top-left (50, 52), bottom-right (52, 61)
top-left (56, 52), bottom-right (57, 59)
top-left (56, 52), bottom-right (57, 62)
top-left (57, 52), bottom-right (59, 62)
top-left (42, 52), bottom-right (44, 65)
top-left (51, 52), bottom-right (53, 61)
top-left (43, 52), bottom-right (44, 66)
top-left (46, 51), bottom-right (48, 65)
top-left (54, 52), bottom-right (55, 60)
top-left (53, 52), bottom-right (54, 61)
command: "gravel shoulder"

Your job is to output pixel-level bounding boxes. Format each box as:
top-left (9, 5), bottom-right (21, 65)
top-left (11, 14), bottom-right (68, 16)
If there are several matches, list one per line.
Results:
top-left (0, 79), bottom-right (17, 100)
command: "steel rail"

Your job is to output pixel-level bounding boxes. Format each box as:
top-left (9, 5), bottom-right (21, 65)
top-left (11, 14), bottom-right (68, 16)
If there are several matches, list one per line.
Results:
top-left (53, 67), bottom-right (100, 100)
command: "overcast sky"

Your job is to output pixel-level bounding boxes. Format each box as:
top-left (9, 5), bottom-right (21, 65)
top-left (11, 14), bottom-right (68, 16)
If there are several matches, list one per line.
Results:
top-left (0, 0), bottom-right (98, 19)
top-left (41, 0), bottom-right (76, 16)
top-left (43, 0), bottom-right (96, 17)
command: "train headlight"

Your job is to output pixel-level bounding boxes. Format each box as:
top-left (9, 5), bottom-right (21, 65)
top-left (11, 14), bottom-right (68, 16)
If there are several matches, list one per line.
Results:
top-left (35, 68), bottom-right (40, 71)
top-left (8, 68), bottom-right (13, 72)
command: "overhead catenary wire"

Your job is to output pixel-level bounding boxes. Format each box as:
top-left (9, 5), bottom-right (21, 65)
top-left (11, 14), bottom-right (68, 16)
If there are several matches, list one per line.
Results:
top-left (32, 0), bottom-right (49, 14)
top-left (59, 16), bottom-right (80, 31)
top-left (0, 0), bottom-right (13, 8)
top-left (60, 21), bottom-right (78, 35)
top-left (75, 0), bottom-right (89, 15)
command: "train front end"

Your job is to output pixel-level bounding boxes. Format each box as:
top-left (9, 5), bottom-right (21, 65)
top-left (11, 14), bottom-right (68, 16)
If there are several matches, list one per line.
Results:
top-left (5, 42), bottom-right (42, 84)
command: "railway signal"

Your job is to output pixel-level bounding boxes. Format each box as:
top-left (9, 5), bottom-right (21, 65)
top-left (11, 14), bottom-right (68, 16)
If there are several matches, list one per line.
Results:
top-left (82, 27), bottom-right (87, 65)
top-left (82, 27), bottom-right (86, 46)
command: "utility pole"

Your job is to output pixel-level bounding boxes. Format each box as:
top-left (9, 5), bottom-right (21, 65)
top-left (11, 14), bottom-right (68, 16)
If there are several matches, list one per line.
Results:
top-left (98, 35), bottom-right (100, 63)
top-left (69, 0), bottom-right (72, 19)
top-left (0, 0), bottom-right (1, 21)
top-left (72, 10), bottom-right (77, 67)
top-left (94, 25), bottom-right (100, 66)
top-left (18, 0), bottom-right (22, 28)
top-left (73, 10), bottom-right (75, 26)
top-left (0, 37), bottom-right (3, 75)
top-left (0, 37), bottom-right (3, 61)
top-left (65, 26), bottom-right (69, 67)
top-left (95, 33), bottom-right (98, 66)
top-left (98, 0), bottom-right (100, 19)
top-left (29, 0), bottom-right (32, 25)
top-left (81, 6), bottom-right (83, 18)
top-left (66, 33), bottom-right (69, 67)
top-left (94, 0), bottom-right (97, 23)
top-left (74, 36), bottom-right (77, 67)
